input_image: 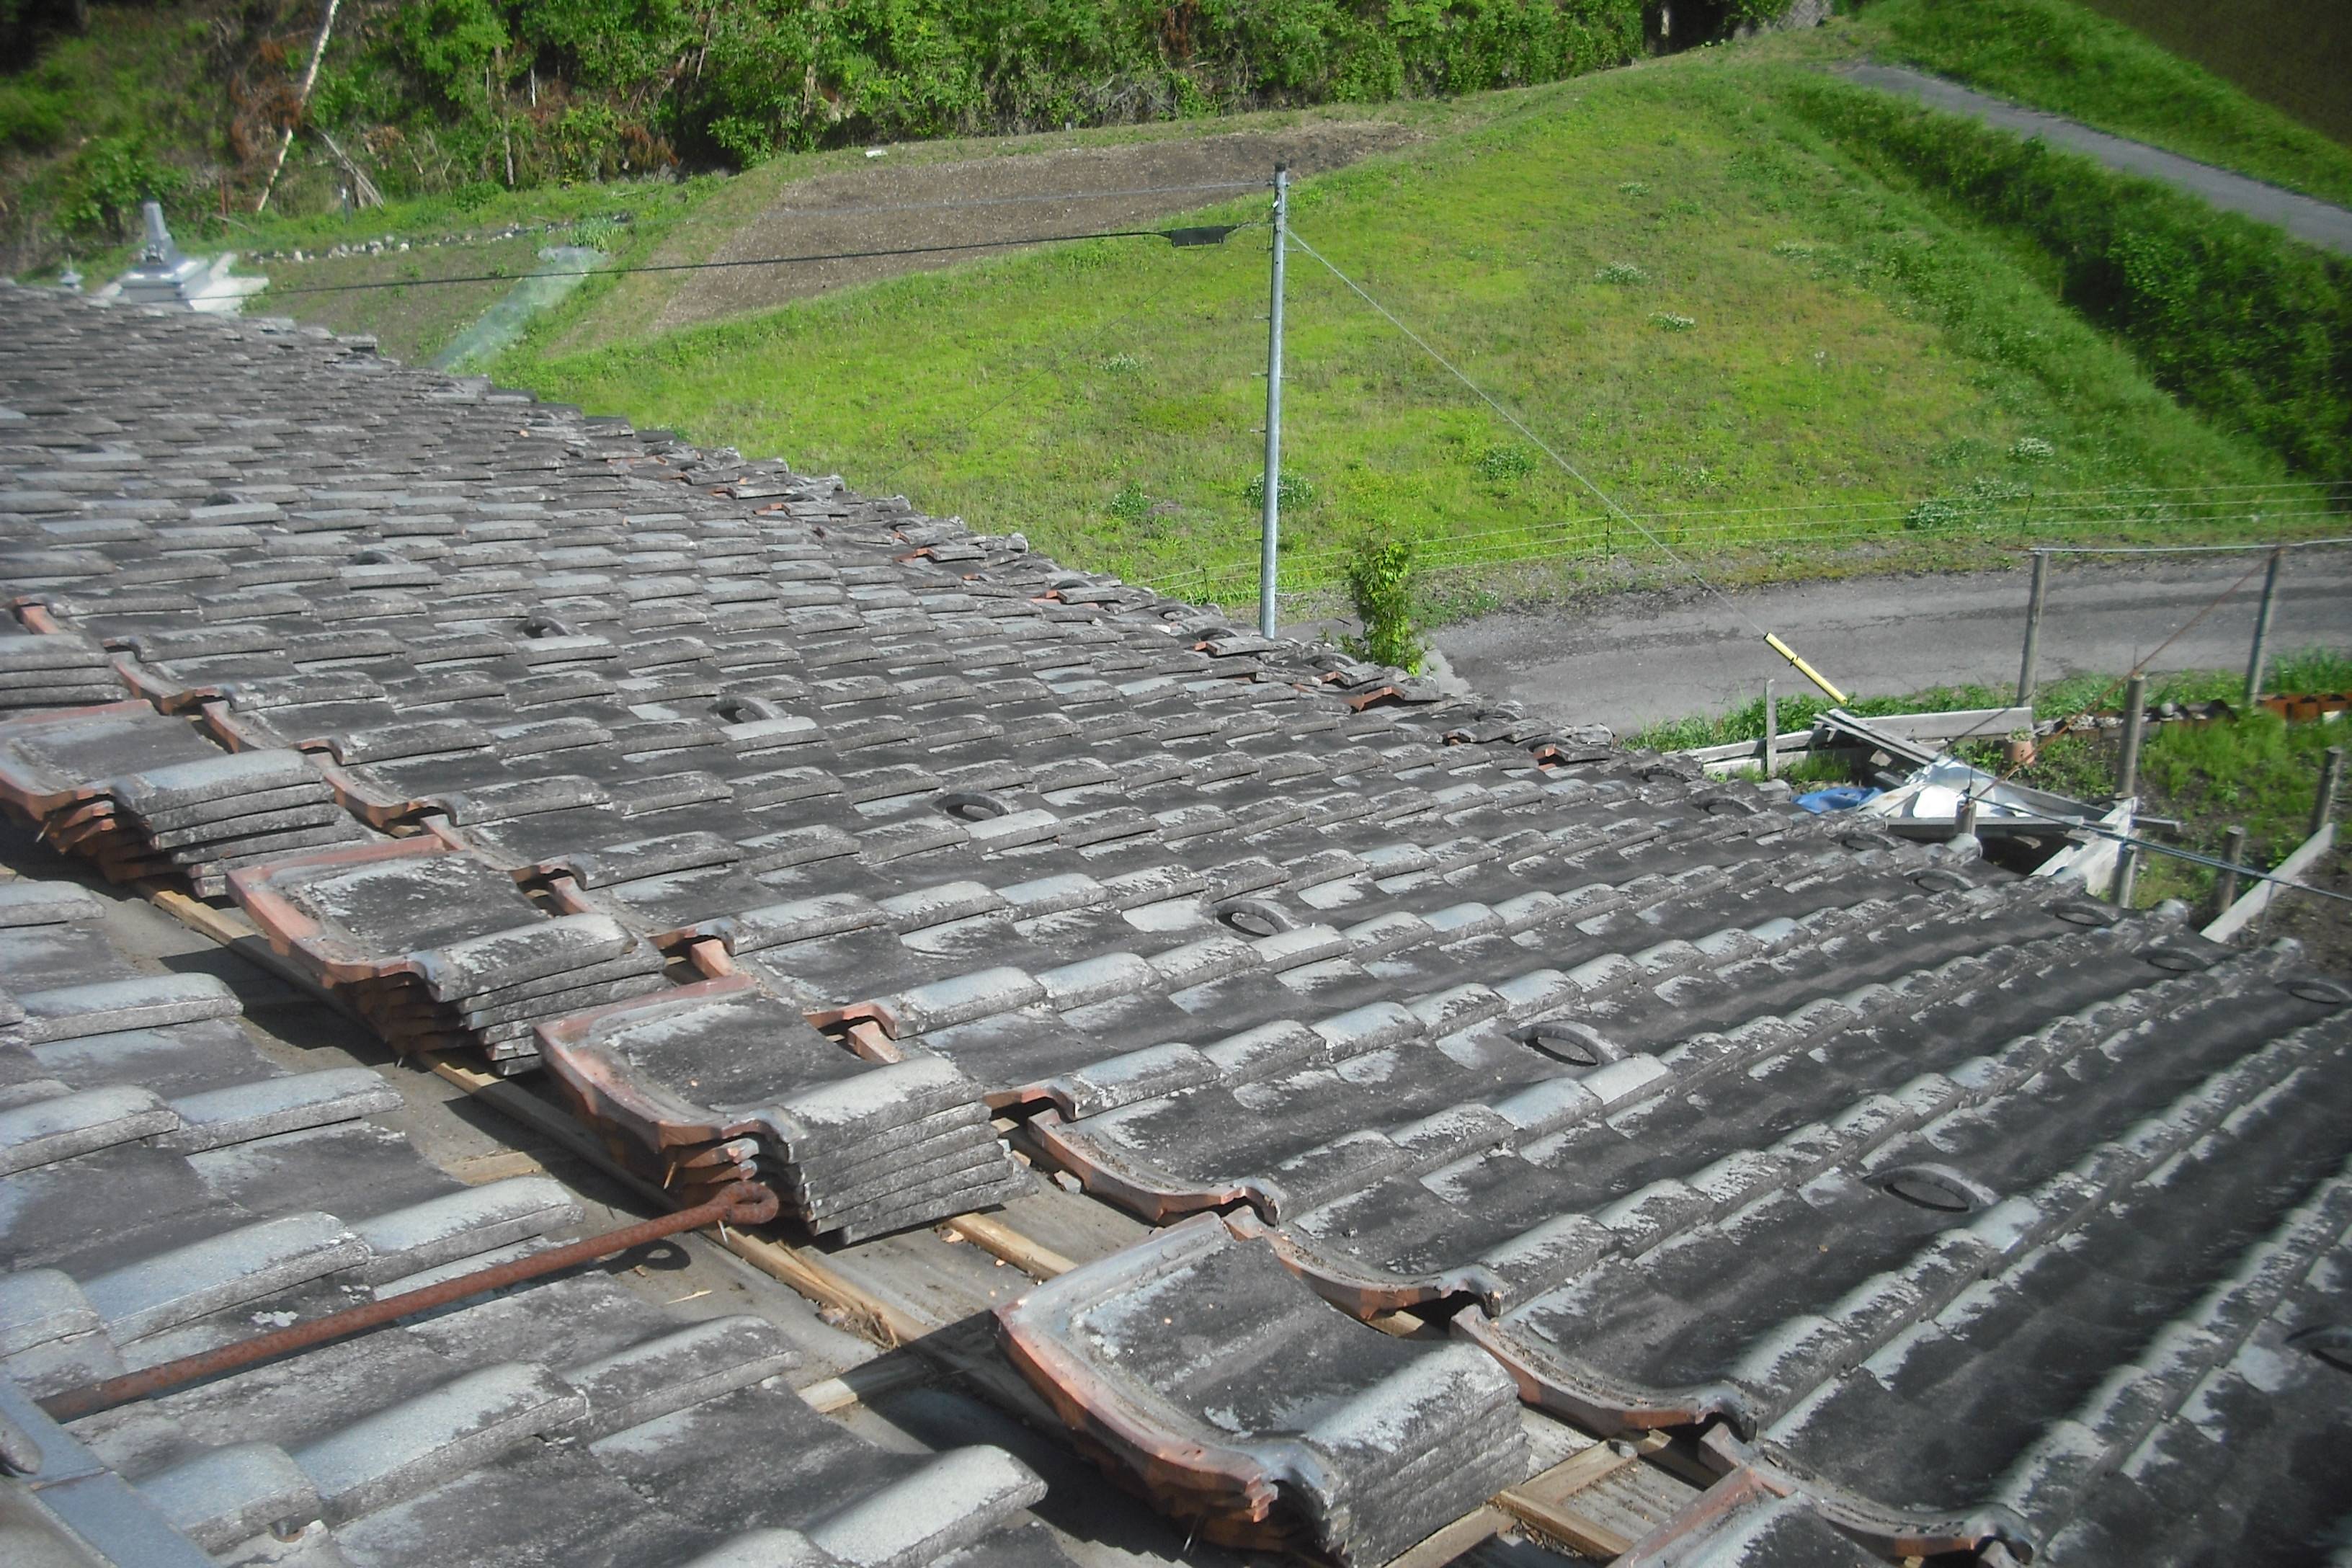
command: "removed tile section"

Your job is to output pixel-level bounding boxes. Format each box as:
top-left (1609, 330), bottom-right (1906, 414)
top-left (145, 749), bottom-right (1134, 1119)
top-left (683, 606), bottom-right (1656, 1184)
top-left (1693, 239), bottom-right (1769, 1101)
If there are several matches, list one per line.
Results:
top-left (999, 1213), bottom-right (1531, 1565)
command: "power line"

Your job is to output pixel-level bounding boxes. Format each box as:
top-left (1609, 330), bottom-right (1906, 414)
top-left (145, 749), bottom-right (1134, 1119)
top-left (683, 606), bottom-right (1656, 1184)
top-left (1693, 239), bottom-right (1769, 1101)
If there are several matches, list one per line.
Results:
top-left (766, 179), bottom-right (1268, 218)
top-left (1285, 228), bottom-right (1775, 641)
top-left (1151, 499), bottom-right (2352, 601)
top-left (2075, 824), bottom-right (2352, 908)
top-left (259, 225), bottom-right (1243, 296)
top-left (1636, 478), bottom-right (2350, 517)
top-left (1285, 228), bottom-right (1879, 702)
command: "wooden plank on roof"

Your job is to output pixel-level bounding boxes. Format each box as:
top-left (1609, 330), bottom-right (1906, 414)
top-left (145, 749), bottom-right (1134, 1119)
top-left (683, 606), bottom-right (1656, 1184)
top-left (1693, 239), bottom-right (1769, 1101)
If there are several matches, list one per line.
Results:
top-left (1381, 1505), bottom-right (1507, 1567)
top-left (2204, 822), bottom-right (2337, 940)
top-left (943, 1211), bottom-right (1079, 1278)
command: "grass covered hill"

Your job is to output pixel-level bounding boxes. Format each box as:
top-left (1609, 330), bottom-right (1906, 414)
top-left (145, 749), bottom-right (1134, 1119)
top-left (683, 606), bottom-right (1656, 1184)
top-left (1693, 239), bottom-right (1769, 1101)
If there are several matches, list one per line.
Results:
top-left (507, 34), bottom-right (2339, 608)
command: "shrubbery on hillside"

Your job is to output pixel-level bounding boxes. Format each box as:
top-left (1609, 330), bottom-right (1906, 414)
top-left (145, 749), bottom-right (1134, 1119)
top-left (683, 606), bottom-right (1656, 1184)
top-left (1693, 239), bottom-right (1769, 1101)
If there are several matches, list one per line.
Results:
top-left (6, 0), bottom-right (1656, 219)
top-left (1793, 81), bottom-right (2352, 477)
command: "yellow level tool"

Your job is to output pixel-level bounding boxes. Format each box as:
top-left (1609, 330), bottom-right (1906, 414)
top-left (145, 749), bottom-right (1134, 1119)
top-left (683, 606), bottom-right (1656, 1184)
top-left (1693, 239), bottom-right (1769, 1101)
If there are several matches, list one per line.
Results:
top-left (1764, 633), bottom-right (1848, 704)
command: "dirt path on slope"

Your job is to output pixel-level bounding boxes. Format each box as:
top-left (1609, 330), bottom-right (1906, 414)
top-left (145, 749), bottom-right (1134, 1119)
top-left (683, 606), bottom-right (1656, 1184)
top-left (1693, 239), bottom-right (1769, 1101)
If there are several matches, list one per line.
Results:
top-left (1840, 64), bottom-right (2352, 257)
top-left (648, 121), bottom-right (1420, 336)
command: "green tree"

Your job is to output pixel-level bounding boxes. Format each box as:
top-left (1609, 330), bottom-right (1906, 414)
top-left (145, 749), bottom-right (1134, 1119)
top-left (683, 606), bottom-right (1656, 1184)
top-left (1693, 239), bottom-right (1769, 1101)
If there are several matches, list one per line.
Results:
top-left (1344, 535), bottom-right (1424, 672)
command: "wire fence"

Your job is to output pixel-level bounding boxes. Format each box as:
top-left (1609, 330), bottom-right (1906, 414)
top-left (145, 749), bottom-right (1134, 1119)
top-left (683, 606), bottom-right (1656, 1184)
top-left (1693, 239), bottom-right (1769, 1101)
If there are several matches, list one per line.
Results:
top-left (1142, 478), bottom-right (2352, 607)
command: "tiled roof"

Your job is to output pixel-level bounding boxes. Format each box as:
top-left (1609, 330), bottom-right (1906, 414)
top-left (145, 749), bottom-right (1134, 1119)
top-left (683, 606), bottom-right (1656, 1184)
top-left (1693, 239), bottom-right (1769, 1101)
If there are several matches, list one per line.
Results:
top-left (4, 282), bottom-right (2348, 1567)
top-left (0, 875), bottom-right (1064, 1566)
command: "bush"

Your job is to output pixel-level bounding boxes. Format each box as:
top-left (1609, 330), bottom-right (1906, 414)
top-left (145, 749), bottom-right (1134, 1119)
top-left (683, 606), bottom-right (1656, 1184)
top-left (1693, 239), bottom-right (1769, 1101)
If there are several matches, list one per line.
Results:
top-left (1903, 496), bottom-right (1969, 531)
top-left (1242, 470), bottom-right (1316, 510)
top-left (1106, 479), bottom-right (1151, 521)
top-left (1791, 81), bottom-right (2352, 476)
top-left (57, 135), bottom-right (187, 242)
top-left (1343, 535), bottom-right (1424, 673)
top-left (1474, 442), bottom-right (1537, 483)
top-left (566, 213), bottom-right (626, 249)
top-left (0, 74), bottom-right (70, 151)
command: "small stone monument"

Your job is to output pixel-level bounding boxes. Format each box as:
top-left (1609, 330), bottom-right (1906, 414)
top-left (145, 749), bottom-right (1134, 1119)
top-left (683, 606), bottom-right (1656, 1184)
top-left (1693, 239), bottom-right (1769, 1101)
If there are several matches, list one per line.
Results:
top-left (110, 200), bottom-right (269, 313)
top-left (116, 201), bottom-right (210, 306)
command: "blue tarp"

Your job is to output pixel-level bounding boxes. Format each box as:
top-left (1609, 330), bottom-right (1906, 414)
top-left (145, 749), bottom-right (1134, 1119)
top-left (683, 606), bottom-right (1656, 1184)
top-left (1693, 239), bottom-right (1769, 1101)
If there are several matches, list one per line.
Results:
top-left (1794, 785), bottom-right (1882, 815)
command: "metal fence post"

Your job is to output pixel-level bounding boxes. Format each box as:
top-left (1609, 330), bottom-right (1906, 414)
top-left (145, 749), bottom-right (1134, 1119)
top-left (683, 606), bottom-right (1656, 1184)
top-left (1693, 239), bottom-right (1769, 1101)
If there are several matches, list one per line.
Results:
top-left (2213, 824), bottom-right (2247, 917)
top-left (2244, 547), bottom-right (2283, 706)
top-left (2116, 673), bottom-right (2148, 801)
top-left (2016, 550), bottom-right (2048, 707)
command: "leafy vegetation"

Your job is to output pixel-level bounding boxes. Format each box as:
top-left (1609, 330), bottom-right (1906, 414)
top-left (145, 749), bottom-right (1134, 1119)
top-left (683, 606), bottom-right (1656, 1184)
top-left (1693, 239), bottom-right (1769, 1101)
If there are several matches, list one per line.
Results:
top-left (1995, 705), bottom-right (2344, 910)
top-left (1853, 0), bottom-right (2352, 206)
top-left (4, 0), bottom-right (1681, 266)
top-left (1343, 536), bottom-right (1425, 672)
top-left (1791, 78), bottom-right (2352, 477)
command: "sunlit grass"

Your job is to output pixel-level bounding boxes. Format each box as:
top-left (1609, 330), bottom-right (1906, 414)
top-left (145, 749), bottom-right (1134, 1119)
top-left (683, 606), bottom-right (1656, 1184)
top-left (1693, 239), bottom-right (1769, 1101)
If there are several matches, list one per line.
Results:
top-left (502, 51), bottom-right (2287, 609)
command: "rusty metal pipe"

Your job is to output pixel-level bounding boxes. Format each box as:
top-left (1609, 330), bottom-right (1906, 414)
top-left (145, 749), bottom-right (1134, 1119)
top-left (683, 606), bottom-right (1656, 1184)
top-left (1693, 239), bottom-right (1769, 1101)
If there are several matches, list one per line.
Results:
top-left (38, 1180), bottom-right (778, 1423)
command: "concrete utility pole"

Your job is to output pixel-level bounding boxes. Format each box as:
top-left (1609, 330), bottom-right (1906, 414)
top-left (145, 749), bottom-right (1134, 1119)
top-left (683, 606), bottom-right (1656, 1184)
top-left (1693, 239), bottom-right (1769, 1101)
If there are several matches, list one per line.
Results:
top-left (2116, 673), bottom-right (2148, 801)
top-left (1257, 165), bottom-right (1288, 641)
top-left (1760, 680), bottom-right (1777, 780)
top-left (2245, 548), bottom-right (2283, 706)
top-left (2015, 549), bottom-right (2048, 706)
top-left (2316, 746), bottom-right (2346, 837)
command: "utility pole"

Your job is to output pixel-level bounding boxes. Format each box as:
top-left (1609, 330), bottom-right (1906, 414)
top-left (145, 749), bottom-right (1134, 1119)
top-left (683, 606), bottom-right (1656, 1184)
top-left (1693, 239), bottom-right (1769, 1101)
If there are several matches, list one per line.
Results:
top-left (2116, 673), bottom-right (2148, 801)
top-left (1257, 164), bottom-right (1288, 640)
top-left (2244, 547), bottom-right (2283, 707)
top-left (1760, 679), bottom-right (1777, 780)
top-left (2015, 549), bottom-right (2048, 706)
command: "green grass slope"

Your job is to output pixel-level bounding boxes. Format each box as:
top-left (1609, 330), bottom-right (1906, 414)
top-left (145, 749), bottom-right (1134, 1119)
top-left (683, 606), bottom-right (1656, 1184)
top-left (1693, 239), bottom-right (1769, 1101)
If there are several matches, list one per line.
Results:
top-left (507, 48), bottom-right (2291, 607)
top-left (1848, 0), bottom-right (2352, 206)
top-left (2071, 0), bottom-right (2352, 151)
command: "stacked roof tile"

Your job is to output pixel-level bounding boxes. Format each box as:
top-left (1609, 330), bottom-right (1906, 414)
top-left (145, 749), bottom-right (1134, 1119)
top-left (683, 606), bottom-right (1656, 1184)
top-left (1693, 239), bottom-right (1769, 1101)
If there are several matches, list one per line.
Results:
top-left (538, 974), bottom-right (1025, 1233)
top-left (0, 873), bottom-right (1066, 1565)
top-left (0, 701), bottom-right (373, 893)
top-left (228, 833), bottom-right (671, 1074)
top-left (1001, 1212), bottom-right (1531, 1564)
top-left (5, 281), bottom-right (2351, 1566)
top-left (0, 626), bottom-right (130, 710)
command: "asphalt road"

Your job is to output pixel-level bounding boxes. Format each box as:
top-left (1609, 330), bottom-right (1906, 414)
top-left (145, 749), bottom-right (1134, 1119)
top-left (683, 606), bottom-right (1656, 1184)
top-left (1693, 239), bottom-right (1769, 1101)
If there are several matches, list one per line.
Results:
top-left (1428, 554), bottom-right (2352, 731)
top-left (1840, 65), bottom-right (2352, 258)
